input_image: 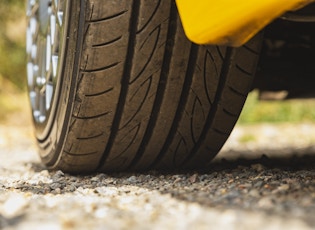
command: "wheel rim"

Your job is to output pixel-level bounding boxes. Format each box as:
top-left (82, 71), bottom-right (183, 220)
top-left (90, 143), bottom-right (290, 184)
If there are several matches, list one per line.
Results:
top-left (26, 0), bottom-right (65, 129)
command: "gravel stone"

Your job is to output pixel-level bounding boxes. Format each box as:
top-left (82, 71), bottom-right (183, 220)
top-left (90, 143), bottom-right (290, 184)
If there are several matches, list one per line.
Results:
top-left (126, 176), bottom-right (138, 184)
top-left (0, 123), bottom-right (315, 229)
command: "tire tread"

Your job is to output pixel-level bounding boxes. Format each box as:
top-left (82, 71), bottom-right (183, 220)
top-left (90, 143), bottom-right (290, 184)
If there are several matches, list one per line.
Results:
top-left (52, 0), bottom-right (262, 172)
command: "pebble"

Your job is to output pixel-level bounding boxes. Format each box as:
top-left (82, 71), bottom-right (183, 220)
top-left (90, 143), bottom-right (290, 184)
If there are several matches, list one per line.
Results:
top-left (258, 197), bottom-right (275, 209)
top-left (126, 176), bottom-right (137, 184)
top-left (249, 189), bottom-right (260, 197)
top-left (254, 180), bottom-right (264, 188)
top-left (90, 177), bottom-right (100, 182)
top-left (50, 182), bottom-right (62, 190)
top-left (251, 164), bottom-right (266, 172)
top-left (0, 193), bottom-right (28, 218)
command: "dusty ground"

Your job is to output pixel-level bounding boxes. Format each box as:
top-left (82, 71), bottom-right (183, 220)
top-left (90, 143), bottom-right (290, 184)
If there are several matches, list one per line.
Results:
top-left (0, 104), bottom-right (314, 229)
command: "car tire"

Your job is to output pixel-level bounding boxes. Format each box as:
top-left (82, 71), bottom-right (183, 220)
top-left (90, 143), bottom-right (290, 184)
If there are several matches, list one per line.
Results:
top-left (26, 0), bottom-right (262, 173)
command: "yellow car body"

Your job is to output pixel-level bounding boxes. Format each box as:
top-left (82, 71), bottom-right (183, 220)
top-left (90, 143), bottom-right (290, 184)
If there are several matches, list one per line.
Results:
top-left (175, 0), bottom-right (314, 46)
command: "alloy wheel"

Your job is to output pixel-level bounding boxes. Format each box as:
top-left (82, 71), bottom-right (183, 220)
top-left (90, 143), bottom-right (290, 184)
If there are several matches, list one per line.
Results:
top-left (26, 0), bottom-right (66, 128)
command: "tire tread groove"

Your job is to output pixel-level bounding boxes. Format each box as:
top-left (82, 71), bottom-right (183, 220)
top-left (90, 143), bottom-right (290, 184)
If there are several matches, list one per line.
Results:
top-left (151, 44), bottom-right (199, 167)
top-left (87, 10), bottom-right (128, 23)
top-left (130, 1), bottom-right (178, 168)
top-left (97, 1), bottom-right (141, 170)
top-left (180, 48), bottom-right (235, 166)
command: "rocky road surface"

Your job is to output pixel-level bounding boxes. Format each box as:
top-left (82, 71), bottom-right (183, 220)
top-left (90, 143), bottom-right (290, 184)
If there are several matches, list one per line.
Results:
top-left (0, 119), bottom-right (315, 229)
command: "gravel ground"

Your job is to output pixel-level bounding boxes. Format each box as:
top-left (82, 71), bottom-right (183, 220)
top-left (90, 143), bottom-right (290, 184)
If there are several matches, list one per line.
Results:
top-left (0, 120), bottom-right (315, 229)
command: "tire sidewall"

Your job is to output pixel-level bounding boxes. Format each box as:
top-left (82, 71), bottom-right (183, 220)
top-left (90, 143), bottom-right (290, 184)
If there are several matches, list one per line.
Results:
top-left (37, 0), bottom-right (83, 167)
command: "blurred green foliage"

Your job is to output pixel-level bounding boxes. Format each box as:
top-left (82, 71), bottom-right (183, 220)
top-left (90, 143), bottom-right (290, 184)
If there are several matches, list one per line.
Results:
top-left (239, 91), bottom-right (315, 124)
top-left (0, 0), bottom-right (26, 90)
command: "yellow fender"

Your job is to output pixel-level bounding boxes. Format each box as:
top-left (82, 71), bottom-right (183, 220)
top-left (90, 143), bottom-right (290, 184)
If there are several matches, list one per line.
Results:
top-left (175, 0), bottom-right (314, 46)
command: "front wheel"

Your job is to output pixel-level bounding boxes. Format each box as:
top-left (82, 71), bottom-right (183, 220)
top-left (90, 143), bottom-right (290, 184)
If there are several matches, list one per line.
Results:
top-left (26, 0), bottom-right (262, 173)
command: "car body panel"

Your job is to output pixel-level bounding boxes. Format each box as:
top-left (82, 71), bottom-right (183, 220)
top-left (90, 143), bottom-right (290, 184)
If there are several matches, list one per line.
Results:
top-left (175, 0), bottom-right (314, 46)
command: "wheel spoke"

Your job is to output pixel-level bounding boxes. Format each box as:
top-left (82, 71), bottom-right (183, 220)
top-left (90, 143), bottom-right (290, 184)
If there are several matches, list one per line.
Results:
top-left (50, 14), bottom-right (56, 45)
top-left (52, 55), bottom-right (58, 77)
top-left (27, 63), bottom-right (34, 86)
top-left (46, 35), bottom-right (51, 72)
top-left (46, 83), bottom-right (53, 110)
top-left (57, 11), bottom-right (63, 26)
